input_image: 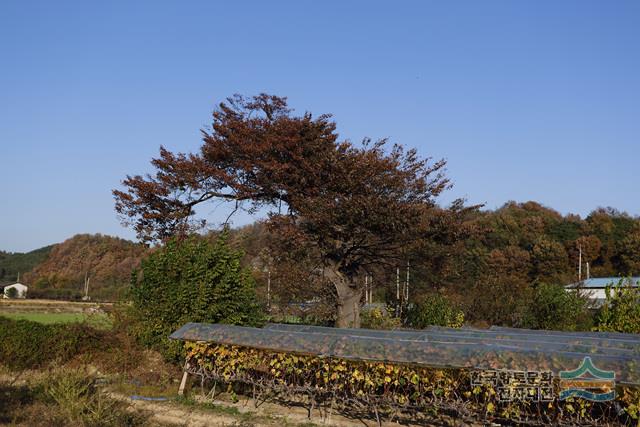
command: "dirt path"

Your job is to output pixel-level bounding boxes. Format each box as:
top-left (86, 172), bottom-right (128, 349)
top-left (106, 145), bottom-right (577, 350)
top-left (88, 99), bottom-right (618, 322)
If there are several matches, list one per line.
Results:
top-left (111, 391), bottom-right (415, 427)
top-left (112, 388), bottom-right (474, 427)
top-left (2, 371), bottom-right (460, 426)
top-left (111, 394), bottom-right (253, 427)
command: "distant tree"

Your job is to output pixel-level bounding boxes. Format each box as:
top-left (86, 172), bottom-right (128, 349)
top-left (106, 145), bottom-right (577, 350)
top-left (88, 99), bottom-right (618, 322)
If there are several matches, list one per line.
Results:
top-left (6, 287), bottom-right (18, 298)
top-left (595, 279), bottom-right (640, 334)
top-left (548, 214), bottom-right (583, 243)
top-left (114, 94), bottom-right (468, 327)
top-left (522, 283), bottom-right (592, 331)
top-left (531, 238), bottom-right (568, 283)
top-left (485, 246), bottom-right (531, 283)
top-left (617, 232), bottom-right (640, 275)
top-left (466, 246), bottom-right (532, 326)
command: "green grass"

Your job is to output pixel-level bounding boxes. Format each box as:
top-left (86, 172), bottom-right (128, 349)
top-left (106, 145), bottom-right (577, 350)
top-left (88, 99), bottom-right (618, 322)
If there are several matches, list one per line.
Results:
top-left (0, 312), bottom-right (111, 328)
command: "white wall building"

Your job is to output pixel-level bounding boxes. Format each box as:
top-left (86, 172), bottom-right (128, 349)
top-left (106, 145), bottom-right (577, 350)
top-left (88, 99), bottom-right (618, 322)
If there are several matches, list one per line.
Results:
top-left (3, 282), bottom-right (28, 299)
top-left (566, 277), bottom-right (639, 306)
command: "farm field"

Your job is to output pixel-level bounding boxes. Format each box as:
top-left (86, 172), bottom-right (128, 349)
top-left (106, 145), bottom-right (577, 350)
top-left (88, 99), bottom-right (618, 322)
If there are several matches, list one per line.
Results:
top-left (0, 311), bottom-right (110, 327)
top-left (0, 298), bottom-right (112, 327)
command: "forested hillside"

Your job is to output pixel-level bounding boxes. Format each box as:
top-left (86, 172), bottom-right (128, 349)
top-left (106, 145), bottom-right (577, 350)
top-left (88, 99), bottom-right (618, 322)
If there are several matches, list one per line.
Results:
top-left (451, 202), bottom-right (640, 326)
top-left (224, 201), bottom-right (640, 327)
top-left (0, 245), bottom-right (54, 285)
top-left (3, 202), bottom-right (638, 310)
top-left (21, 234), bottom-right (148, 300)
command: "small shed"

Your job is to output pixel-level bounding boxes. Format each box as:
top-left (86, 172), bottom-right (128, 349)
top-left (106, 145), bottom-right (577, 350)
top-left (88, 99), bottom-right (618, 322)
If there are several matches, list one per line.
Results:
top-left (3, 282), bottom-right (28, 299)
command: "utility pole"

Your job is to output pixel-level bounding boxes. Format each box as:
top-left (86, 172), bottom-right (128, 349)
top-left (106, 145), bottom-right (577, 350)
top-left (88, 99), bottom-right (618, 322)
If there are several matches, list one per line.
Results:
top-left (82, 272), bottom-right (91, 301)
top-left (405, 260), bottom-right (410, 302)
top-left (267, 270), bottom-right (271, 312)
top-left (396, 267), bottom-right (400, 316)
top-left (578, 245), bottom-right (582, 281)
top-left (364, 275), bottom-right (369, 304)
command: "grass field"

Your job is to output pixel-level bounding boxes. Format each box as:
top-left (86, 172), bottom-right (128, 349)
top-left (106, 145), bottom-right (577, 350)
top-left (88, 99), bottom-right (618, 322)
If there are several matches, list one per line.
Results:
top-left (0, 312), bottom-right (111, 328)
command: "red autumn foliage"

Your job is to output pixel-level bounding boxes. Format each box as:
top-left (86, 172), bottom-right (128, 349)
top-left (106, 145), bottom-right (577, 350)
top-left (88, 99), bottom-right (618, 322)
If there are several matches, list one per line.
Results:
top-left (113, 94), bottom-right (469, 326)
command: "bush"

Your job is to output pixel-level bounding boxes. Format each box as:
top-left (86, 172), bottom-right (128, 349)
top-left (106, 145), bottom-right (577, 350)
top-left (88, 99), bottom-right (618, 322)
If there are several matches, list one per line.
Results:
top-left (0, 368), bottom-right (151, 426)
top-left (129, 234), bottom-right (264, 361)
top-left (406, 294), bottom-right (464, 328)
top-left (27, 288), bottom-right (84, 300)
top-left (521, 283), bottom-right (593, 331)
top-left (595, 279), bottom-right (640, 334)
top-left (0, 317), bottom-right (109, 370)
top-left (360, 305), bottom-right (401, 330)
top-left (43, 368), bottom-right (149, 427)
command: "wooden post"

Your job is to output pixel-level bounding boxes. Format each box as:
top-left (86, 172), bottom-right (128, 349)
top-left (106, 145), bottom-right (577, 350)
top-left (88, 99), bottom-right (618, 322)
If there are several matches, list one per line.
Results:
top-left (178, 362), bottom-right (189, 395)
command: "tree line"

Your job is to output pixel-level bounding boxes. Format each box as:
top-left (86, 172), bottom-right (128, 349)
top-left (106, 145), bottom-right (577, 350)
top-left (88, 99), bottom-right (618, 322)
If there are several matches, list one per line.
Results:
top-left (224, 203), bottom-right (639, 329)
top-left (113, 93), bottom-right (639, 328)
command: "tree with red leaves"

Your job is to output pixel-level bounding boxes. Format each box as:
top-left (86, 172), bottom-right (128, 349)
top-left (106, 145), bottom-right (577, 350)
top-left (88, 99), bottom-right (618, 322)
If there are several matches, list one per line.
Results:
top-left (113, 94), bottom-right (460, 327)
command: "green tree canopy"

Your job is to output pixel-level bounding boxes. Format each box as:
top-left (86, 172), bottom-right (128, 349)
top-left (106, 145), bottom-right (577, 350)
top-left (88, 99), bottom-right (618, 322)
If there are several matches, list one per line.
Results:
top-left (130, 233), bottom-right (263, 360)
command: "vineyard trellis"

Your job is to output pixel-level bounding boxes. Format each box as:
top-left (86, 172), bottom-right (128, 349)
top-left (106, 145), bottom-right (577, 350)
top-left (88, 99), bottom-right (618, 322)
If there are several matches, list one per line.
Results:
top-left (171, 323), bottom-right (640, 425)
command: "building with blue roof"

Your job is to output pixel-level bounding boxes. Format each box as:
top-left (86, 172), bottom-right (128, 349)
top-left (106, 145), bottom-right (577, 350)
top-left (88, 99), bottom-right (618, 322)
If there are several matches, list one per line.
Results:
top-left (566, 277), bottom-right (640, 306)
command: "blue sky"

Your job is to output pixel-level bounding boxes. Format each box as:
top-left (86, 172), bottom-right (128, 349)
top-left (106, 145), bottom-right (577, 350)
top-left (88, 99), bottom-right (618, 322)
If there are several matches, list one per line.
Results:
top-left (1, 1), bottom-right (639, 252)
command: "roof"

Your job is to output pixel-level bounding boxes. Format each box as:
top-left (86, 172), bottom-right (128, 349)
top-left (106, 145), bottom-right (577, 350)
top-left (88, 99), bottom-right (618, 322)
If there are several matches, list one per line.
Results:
top-left (567, 277), bottom-right (640, 289)
top-left (4, 282), bottom-right (28, 289)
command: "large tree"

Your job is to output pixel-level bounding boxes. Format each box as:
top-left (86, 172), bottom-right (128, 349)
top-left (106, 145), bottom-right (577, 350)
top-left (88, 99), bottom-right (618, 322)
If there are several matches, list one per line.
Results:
top-left (114, 94), bottom-right (460, 327)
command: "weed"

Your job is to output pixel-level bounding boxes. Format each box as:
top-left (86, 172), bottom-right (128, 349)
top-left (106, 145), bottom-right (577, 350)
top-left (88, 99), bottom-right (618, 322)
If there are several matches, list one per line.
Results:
top-left (41, 367), bottom-right (151, 426)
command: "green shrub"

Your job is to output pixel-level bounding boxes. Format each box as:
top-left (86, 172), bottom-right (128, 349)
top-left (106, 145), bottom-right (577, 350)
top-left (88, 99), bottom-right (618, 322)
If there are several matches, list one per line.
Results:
top-left (521, 283), bottom-right (593, 331)
top-left (360, 305), bottom-right (401, 330)
top-left (28, 287), bottom-right (84, 300)
top-left (405, 294), bottom-right (464, 328)
top-left (595, 279), bottom-right (640, 334)
top-left (129, 233), bottom-right (264, 361)
top-left (0, 317), bottom-right (108, 370)
top-left (5, 286), bottom-right (18, 298)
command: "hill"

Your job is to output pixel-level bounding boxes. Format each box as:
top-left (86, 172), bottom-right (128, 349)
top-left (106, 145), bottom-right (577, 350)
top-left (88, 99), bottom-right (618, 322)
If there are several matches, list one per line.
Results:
top-left (22, 234), bottom-right (148, 301)
top-left (0, 245), bottom-right (54, 285)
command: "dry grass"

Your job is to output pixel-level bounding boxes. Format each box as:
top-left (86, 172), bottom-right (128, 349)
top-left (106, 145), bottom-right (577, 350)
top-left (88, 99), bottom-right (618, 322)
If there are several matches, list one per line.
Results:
top-left (0, 367), bottom-right (158, 427)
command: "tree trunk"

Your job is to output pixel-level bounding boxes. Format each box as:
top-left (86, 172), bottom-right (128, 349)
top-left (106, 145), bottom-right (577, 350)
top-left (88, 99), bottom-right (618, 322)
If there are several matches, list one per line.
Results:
top-left (335, 282), bottom-right (362, 328)
top-left (325, 265), bottom-right (362, 328)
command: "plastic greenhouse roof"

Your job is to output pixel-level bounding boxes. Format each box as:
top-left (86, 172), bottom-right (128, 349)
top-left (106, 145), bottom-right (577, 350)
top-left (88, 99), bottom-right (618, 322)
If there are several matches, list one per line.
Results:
top-left (170, 323), bottom-right (640, 385)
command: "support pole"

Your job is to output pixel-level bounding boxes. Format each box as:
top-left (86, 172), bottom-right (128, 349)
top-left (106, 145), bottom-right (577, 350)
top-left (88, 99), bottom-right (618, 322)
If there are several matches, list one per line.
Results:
top-left (178, 370), bottom-right (189, 396)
